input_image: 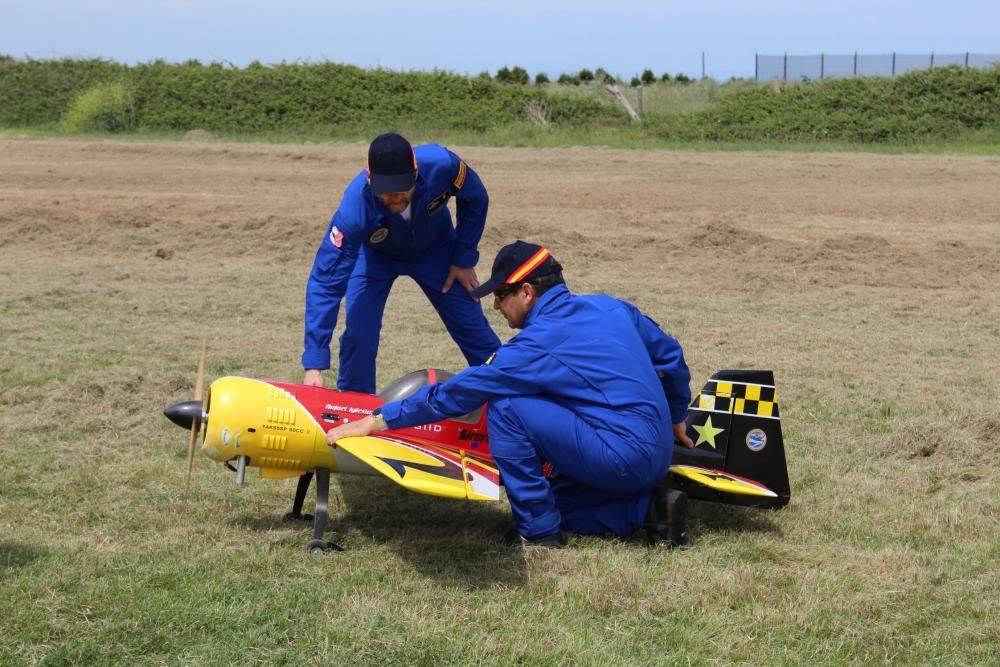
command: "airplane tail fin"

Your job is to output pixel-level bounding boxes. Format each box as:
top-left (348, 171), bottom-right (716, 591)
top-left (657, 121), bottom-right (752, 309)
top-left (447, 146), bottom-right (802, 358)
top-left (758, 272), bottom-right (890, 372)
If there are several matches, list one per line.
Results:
top-left (669, 370), bottom-right (790, 508)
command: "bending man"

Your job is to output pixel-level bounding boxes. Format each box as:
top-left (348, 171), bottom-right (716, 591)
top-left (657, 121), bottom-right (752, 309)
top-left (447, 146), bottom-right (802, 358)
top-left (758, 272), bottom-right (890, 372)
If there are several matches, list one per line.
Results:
top-left (303, 132), bottom-right (500, 392)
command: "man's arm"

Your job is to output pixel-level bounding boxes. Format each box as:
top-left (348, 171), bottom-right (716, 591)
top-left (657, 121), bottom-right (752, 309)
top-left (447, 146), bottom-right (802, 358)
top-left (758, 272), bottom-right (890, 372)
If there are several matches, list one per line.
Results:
top-left (627, 304), bottom-right (692, 429)
top-left (302, 180), bottom-right (366, 384)
top-left (325, 340), bottom-right (555, 444)
top-left (448, 150), bottom-right (489, 270)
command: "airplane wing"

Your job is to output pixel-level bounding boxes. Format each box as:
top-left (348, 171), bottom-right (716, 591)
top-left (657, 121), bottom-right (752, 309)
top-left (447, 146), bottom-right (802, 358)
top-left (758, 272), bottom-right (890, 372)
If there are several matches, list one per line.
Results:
top-left (334, 435), bottom-right (501, 501)
top-left (669, 464), bottom-right (779, 498)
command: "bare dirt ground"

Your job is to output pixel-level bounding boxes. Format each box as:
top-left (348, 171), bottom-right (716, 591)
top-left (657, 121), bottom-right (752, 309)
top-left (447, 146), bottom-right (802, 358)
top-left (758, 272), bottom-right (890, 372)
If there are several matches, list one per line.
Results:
top-left (3, 136), bottom-right (998, 382)
top-left (1, 136), bottom-right (998, 661)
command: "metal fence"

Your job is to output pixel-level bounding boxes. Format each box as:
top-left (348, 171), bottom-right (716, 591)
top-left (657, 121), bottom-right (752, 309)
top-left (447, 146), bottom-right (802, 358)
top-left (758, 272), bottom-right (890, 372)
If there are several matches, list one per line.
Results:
top-left (756, 52), bottom-right (1000, 81)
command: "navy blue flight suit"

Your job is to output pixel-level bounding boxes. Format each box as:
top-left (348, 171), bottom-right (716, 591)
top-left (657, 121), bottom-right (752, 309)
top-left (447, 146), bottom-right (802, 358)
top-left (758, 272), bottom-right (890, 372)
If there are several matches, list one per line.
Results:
top-left (379, 284), bottom-right (691, 539)
top-left (303, 144), bottom-right (500, 392)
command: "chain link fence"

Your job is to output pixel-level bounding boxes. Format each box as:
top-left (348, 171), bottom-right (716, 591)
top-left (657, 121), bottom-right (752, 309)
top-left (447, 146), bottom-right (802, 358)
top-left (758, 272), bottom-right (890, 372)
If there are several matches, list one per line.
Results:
top-left (756, 52), bottom-right (1000, 81)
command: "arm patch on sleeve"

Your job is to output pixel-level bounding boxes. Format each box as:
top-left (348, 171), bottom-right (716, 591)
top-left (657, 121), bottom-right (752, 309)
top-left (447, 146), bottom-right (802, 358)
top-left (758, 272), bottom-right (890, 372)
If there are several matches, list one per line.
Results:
top-left (329, 226), bottom-right (344, 248)
top-left (452, 161), bottom-right (467, 190)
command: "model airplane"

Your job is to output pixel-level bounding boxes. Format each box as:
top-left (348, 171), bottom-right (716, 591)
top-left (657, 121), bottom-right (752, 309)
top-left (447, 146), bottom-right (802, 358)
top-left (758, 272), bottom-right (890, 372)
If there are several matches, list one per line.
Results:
top-left (165, 353), bottom-right (790, 554)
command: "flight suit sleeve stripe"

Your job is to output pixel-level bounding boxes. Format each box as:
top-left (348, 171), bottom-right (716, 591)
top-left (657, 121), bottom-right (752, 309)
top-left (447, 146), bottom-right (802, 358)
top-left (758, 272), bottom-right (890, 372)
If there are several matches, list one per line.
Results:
top-left (453, 161), bottom-right (468, 189)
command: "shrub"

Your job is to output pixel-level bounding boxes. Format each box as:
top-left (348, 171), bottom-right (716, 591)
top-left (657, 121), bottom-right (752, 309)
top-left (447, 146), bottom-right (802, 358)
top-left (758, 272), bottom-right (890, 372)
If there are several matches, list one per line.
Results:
top-left (557, 73), bottom-right (580, 85)
top-left (579, 69), bottom-right (594, 82)
top-left (674, 73), bottom-right (692, 84)
top-left (630, 76), bottom-right (641, 87)
top-left (641, 69), bottom-right (656, 85)
top-left (534, 72), bottom-right (550, 85)
top-left (496, 66), bottom-right (529, 85)
top-left (60, 80), bottom-right (136, 132)
top-left (660, 72), bottom-right (672, 83)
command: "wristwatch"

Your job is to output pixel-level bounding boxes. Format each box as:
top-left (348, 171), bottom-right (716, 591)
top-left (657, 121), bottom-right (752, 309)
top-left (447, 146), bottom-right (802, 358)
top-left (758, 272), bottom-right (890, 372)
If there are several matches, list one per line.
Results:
top-left (371, 408), bottom-right (388, 431)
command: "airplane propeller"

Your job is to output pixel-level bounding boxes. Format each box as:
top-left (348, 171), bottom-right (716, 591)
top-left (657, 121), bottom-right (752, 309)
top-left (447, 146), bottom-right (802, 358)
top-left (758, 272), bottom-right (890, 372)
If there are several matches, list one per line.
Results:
top-left (185, 338), bottom-right (208, 495)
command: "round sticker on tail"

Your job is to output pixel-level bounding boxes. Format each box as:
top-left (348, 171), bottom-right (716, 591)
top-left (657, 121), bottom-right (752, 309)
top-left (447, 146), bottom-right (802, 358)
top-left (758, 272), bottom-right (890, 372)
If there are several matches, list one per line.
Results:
top-left (746, 428), bottom-right (767, 452)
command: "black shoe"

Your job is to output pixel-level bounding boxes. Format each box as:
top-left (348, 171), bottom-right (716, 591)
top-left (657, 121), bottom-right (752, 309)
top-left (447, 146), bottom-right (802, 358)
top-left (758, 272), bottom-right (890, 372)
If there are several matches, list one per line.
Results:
top-left (646, 486), bottom-right (687, 549)
top-left (503, 527), bottom-right (566, 549)
top-left (664, 489), bottom-right (688, 547)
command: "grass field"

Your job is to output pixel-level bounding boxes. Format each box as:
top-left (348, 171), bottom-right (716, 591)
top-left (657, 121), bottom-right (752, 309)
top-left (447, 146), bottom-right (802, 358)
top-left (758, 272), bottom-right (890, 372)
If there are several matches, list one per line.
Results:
top-left (1, 136), bottom-right (998, 665)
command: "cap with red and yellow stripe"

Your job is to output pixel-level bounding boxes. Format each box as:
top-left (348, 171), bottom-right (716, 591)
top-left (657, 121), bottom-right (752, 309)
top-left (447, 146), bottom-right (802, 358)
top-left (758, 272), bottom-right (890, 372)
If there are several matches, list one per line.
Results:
top-left (470, 240), bottom-right (563, 298)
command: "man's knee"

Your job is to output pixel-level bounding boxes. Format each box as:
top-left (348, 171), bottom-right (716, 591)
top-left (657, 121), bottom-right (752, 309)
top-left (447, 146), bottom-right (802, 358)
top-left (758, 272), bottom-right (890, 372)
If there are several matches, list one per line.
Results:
top-left (486, 396), bottom-right (521, 438)
top-left (486, 397), bottom-right (539, 459)
top-left (340, 325), bottom-right (380, 353)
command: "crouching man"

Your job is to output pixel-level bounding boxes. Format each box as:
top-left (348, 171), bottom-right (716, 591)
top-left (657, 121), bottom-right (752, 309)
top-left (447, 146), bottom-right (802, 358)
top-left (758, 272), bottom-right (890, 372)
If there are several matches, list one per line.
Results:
top-left (325, 241), bottom-right (693, 548)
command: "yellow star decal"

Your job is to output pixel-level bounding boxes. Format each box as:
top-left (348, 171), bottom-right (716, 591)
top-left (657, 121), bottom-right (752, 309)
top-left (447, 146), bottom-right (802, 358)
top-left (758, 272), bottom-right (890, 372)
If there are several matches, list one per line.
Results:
top-left (692, 415), bottom-right (725, 448)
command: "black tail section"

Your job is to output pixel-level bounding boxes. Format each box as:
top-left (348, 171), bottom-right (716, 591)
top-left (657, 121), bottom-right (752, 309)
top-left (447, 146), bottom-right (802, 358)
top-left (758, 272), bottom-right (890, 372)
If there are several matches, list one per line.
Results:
top-left (670, 370), bottom-right (790, 508)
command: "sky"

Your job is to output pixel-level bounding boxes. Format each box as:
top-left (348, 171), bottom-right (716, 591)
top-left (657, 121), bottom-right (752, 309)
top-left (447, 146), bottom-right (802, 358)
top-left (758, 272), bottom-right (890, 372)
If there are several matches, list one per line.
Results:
top-left (1, 1), bottom-right (997, 81)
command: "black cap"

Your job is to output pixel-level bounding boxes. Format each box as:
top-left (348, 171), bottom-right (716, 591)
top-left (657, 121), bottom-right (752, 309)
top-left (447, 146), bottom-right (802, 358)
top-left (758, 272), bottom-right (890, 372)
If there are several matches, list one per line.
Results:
top-left (367, 133), bottom-right (417, 195)
top-left (471, 241), bottom-right (563, 298)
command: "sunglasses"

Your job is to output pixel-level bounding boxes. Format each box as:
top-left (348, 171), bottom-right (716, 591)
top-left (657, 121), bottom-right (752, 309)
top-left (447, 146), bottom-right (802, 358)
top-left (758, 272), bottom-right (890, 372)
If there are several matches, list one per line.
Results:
top-left (493, 283), bottom-right (522, 300)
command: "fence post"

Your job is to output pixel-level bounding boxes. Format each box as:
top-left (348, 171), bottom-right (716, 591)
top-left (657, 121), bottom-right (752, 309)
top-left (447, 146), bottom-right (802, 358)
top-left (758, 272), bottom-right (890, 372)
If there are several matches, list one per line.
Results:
top-left (783, 52), bottom-right (787, 81)
top-left (702, 51), bottom-right (705, 79)
top-left (892, 52), bottom-right (896, 76)
top-left (930, 52), bottom-right (935, 69)
top-left (854, 51), bottom-right (858, 76)
top-left (820, 53), bottom-right (825, 80)
top-left (755, 52), bottom-right (758, 81)
top-left (965, 52), bottom-right (969, 67)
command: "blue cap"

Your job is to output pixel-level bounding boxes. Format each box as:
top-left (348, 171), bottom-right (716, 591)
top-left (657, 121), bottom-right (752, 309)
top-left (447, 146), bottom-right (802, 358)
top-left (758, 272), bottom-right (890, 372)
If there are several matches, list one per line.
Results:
top-left (367, 133), bottom-right (417, 195)
top-left (471, 241), bottom-right (563, 298)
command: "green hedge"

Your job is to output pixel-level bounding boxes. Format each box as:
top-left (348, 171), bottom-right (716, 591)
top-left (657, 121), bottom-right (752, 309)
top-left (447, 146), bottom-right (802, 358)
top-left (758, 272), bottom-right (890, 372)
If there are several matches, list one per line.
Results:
top-left (0, 57), bottom-right (626, 133)
top-left (1, 57), bottom-right (997, 143)
top-left (0, 56), bottom-right (126, 125)
top-left (643, 65), bottom-right (1000, 142)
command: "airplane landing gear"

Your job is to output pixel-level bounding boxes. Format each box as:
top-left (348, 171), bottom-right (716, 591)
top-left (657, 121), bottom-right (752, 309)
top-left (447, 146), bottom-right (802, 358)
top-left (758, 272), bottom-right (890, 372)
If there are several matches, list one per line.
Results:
top-left (293, 468), bottom-right (344, 554)
top-left (284, 472), bottom-right (316, 522)
top-left (306, 538), bottom-right (344, 556)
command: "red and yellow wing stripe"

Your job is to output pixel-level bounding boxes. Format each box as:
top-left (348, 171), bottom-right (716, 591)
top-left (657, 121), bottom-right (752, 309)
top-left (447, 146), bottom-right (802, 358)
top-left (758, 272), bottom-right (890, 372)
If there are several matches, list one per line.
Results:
top-left (334, 435), bottom-right (500, 501)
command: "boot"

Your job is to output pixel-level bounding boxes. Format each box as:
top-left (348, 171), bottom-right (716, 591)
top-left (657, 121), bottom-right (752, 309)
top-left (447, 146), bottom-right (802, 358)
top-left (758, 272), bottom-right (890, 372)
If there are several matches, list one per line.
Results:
top-left (503, 527), bottom-right (566, 549)
top-left (646, 485), bottom-right (687, 549)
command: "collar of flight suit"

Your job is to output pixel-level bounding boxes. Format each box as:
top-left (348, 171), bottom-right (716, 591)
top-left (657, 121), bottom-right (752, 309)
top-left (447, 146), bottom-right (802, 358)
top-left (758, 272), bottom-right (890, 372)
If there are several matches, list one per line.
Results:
top-left (522, 283), bottom-right (571, 329)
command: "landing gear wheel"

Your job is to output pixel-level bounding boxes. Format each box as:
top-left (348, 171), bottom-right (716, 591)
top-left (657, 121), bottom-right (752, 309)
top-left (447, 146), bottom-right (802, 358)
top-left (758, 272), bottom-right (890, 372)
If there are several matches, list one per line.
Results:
top-left (306, 539), bottom-right (344, 555)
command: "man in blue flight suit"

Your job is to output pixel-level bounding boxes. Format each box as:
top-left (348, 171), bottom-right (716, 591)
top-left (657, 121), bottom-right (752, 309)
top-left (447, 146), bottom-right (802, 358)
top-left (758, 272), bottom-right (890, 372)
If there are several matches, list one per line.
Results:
top-left (302, 133), bottom-right (501, 392)
top-left (325, 241), bottom-right (694, 548)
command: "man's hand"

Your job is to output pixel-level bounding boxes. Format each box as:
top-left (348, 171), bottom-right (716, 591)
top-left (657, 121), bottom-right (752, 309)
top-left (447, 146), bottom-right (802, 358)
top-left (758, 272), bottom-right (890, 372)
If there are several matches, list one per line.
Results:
top-left (326, 415), bottom-right (377, 447)
top-left (303, 369), bottom-right (325, 387)
top-left (442, 265), bottom-right (480, 297)
top-left (674, 421), bottom-right (694, 448)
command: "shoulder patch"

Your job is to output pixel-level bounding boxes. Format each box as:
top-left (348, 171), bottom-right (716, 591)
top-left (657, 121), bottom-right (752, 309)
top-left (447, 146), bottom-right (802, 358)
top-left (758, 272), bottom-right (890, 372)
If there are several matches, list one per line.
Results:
top-left (368, 227), bottom-right (390, 244)
top-left (452, 161), bottom-right (467, 190)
